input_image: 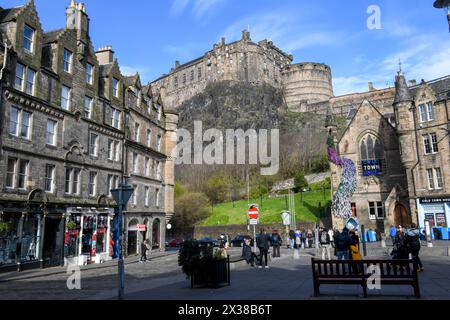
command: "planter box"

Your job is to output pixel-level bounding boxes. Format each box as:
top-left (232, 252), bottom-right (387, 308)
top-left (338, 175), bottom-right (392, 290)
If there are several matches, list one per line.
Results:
top-left (190, 256), bottom-right (231, 288)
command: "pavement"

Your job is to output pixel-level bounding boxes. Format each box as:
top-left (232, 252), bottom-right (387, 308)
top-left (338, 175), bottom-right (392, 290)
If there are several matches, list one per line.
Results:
top-left (0, 245), bottom-right (449, 300)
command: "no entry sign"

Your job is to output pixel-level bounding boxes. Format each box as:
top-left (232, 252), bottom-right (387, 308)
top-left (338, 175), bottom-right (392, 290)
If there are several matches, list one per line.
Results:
top-left (247, 205), bottom-right (259, 220)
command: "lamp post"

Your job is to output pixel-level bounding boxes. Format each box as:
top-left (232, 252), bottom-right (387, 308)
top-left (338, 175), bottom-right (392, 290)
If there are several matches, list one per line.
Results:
top-left (111, 184), bottom-right (134, 300)
top-left (434, 0), bottom-right (450, 32)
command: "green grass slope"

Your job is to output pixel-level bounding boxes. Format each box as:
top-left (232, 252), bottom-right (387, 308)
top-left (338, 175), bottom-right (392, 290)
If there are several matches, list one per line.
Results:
top-left (199, 189), bottom-right (331, 226)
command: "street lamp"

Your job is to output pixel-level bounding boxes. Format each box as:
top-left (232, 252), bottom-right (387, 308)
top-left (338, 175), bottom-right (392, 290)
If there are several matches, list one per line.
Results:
top-left (434, 0), bottom-right (450, 32)
top-left (111, 184), bottom-right (134, 300)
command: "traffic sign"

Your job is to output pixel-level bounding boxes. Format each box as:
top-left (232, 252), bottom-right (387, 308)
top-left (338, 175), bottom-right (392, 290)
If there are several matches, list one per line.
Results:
top-left (249, 218), bottom-right (258, 225)
top-left (247, 205), bottom-right (259, 219)
top-left (281, 211), bottom-right (291, 225)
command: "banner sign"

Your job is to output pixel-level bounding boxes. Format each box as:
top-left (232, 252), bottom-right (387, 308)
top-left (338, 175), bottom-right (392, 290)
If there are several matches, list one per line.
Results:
top-left (420, 197), bottom-right (450, 204)
top-left (362, 159), bottom-right (382, 176)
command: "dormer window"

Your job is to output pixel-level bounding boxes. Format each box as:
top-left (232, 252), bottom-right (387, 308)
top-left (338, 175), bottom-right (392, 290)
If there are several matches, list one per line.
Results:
top-left (147, 97), bottom-right (152, 114)
top-left (137, 89), bottom-right (142, 107)
top-left (63, 49), bottom-right (73, 73)
top-left (23, 24), bottom-right (35, 53)
top-left (113, 78), bottom-right (119, 98)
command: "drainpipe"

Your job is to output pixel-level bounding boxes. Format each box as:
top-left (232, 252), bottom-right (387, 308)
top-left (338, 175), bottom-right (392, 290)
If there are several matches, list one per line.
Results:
top-left (0, 42), bottom-right (9, 159)
top-left (410, 101), bottom-right (421, 225)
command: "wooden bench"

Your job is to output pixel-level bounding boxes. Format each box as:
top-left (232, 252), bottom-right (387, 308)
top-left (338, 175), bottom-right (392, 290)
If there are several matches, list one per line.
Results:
top-left (311, 258), bottom-right (420, 298)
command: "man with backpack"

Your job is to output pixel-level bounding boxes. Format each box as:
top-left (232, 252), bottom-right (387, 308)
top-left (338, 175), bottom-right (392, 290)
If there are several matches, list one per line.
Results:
top-left (319, 228), bottom-right (332, 260)
top-left (257, 229), bottom-right (270, 269)
top-left (405, 223), bottom-right (424, 272)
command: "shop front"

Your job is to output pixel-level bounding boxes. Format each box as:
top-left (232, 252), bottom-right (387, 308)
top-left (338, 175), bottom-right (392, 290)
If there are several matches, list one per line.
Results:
top-left (417, 197), bottom-right (450, 240)
top-left (64, 208), bottom-right (114, 266)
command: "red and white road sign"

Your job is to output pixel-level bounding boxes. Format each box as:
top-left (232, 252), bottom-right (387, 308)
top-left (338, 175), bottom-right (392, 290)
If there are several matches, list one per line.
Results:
top-left (247, 206), bottom-right (259, 220)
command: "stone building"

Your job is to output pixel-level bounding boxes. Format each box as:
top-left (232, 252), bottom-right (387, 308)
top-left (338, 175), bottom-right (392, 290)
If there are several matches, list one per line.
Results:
top-left (151, 31), bottom-right (334, 112)
top-left (0, 0), bottom-right (178, 272)
top-left (329, 71), bottom-right (450, 234)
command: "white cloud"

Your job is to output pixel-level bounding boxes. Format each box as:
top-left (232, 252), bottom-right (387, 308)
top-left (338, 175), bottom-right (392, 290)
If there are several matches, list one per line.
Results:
top-left (120, 65), bottom-right (153, 84)
top-left (169, 0), bottom-right (226, 19)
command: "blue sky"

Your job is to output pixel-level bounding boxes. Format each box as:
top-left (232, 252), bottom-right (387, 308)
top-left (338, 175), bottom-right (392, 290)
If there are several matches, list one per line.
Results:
top-left (2, 0), bottom-right (450, 95)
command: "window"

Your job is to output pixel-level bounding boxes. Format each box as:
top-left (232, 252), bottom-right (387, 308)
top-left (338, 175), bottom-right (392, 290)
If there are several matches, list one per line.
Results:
top-left (419, 102), bottom-right (435, 123)
top-left (108, 175), bottom-right (114, 197)
top-left (65, 168), bottom-right (80, 195)
top-left (86, 63), bottom-right (94, 84)
top-left (427, 169), bottom-right (435, 190)
top-left (144, 157), bottom-right (150, 176)
top-left (145, 186), bottom-right (150, 207)
top-left (157, 105), bottom-right (162, 121)
top-left (435, 168), bottom-right (443, 189)
top-left (351, 203), bottom-right (357, 217)
top-left (190, 70), bottom-right (194, 81)
top-left (46, 119), bottom-right (57, 146)
top-left (174, 77), bottom-right (178, 89)
top-left (137, 89), bottom-right (142, 106)
top-left (423, 133), bottom-right (438, 154)
top-left (155, 188), bottom-right (160, 208)
top-left (84, 96), bottom-right (93, 119)
top-left (156, 161), bottom-right (161, 180)
top-left (63, 49), bottom-right (73, 73)
top-left (132, 153), bottom-right (138, 174)
top-left (198, 67), bottom-right (202, 80)
top-left (15, 63), bottom-right (25, 91)
top-left (45, 164), bottom-right (55, 193)
top-left (157, 135), bottom-right (162, 152)
top-left (88, 172), bottom-right (97, 196)
top-left (61, 85), bottom-right (71, 110)
top-left (147, 97), bottom-right (152, 114)
top-left (109, 107), bottom-right (121, 129)
top-left (26, 68), bottom-right (36, 95)
top-left (17, 160), bottom-right (28, 190)
top-left (23, 24), bottom-right (35, 53)
top-left (426, 103), bottom-right (434, 122)
top-left (132, 184), bottom-right (138, 206)
top-left (89, 133), bottom-right (99, 157)
top-left (9, 107), bottom-right (31, 139)
top-left (182, 74), bottom-right (186, 85)
top-left (134, 122), bottom-right (140, 142)
top-left (369, 202), bottom-right (384, 220)
top-left (114, 175), bottom-right (119, 189)
top-left (112, 78), bottom-right (119, 98)
top-left (6, 158), bottom-right (17, 188)
top-left (108, 139), bottom-right (120, 161)
top-left (147, 129), bottom-right (152, 148)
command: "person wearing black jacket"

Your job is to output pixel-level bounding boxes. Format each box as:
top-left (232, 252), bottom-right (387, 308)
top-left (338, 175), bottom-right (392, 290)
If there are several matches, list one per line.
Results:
top-left (271, 230), bottom-right (282, 258)
top-left (242, 238), bottom-right (258, 267)
top-left (257, 229), bottom-right (270, 268)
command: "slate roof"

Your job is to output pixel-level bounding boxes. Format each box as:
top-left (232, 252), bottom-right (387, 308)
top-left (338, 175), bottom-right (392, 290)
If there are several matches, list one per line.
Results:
top-left (99, 64), bottom-right (113, 77)
top-left (43, 29), bottom-right (64, 44)
top-left (0, 6), bottom-right (22, 23)
top-left (410, 75), bottom-right (450, 101)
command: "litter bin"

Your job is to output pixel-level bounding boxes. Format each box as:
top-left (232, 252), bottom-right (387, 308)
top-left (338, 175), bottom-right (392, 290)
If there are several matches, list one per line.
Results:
top-left (442, 228), bottom-right (450, 240)
top-left (369, 231), bottom-right (377, 242)
top-left (359, 231), bottom-right (368, 242)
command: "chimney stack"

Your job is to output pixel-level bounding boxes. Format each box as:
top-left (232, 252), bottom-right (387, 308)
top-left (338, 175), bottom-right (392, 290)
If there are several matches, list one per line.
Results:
top-left (408, 79), bottom-right (417, 86)
top-left (242, 30), bottom-right (251, 41)
top-left (95, 46), bottom-right (114, 65)
top-left (368, 82), bottom-right (375, 92)
top-left (175, 60), bottom-right (180, 68)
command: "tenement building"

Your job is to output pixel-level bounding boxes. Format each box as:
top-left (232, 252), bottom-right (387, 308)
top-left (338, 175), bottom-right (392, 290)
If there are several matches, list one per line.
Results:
top-left (0, 0), bottom-right (178, 272)
top-left (329, 71), bottom-right (450, 234)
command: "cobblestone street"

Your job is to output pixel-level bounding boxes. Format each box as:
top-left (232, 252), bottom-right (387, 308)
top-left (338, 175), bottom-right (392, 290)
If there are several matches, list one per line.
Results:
top-left (1, 247), bottom-right (449, 300)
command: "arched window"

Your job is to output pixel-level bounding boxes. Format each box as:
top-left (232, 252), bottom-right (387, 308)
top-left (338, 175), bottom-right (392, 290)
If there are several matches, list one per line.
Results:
top-left (360, 141), bottom-right (368, 161)
top-left (360, 134), bottom-right (383, 160)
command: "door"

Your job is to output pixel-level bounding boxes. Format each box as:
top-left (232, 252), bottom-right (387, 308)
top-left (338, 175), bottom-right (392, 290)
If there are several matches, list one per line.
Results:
top-left (43, 218), bottom-right (63, 267)
top-left (394, 204), bottom-right (409, 227)
top-left (127, 231), bottom-right (137, 255)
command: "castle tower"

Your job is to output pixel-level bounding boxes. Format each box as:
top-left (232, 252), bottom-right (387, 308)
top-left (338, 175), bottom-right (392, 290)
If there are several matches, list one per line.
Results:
top-left (393, 70), bottom-right (417, 224)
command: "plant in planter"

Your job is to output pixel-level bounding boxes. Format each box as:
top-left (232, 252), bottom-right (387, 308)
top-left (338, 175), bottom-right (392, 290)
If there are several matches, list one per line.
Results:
top-left (66, 221), bottom-right (77, 230)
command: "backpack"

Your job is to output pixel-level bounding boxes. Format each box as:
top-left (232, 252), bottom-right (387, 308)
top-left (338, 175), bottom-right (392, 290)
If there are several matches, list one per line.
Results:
top-left (320, 232), bottom-right (328, 244)
top-left (406, 234), bottom-right (420, 251)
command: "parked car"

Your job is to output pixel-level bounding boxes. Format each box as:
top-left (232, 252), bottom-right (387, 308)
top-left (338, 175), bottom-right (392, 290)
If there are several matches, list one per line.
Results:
top-left (231, 235), bottom-right (250, 247)
top-left (198, 237), bottom-right (220, 247)
top-left (168, 238), bottom-right (184, 248)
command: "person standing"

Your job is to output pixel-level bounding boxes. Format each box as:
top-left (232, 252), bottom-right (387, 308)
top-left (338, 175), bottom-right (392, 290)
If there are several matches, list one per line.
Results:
top-left (307, 229), bottom-right (314, 248)
top-left (405, 223), bottom-right (424, 272)
top-left (319, 228), bottom-right (332, 260)
top-left (242, 238), bottom-right (255, 267)
top-left (271, 230), bottom-right (281, 258)
top-left (289, 230), bottom-right (295, 249)
top-left (393, 226), bottom-right (409, 259)
top-left (295, 230), bottom-right (301, 251)
top-left (301, 229), bottom-right (307, 249)
top-left (334, 228), bottom-right (351, 260)
top-left (257, 229), bottom-right (270, 269)
top-left (348, 230), bottom-right (362, 273)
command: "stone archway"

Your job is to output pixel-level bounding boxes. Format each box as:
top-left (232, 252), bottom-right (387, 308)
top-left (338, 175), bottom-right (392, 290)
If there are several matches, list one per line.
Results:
top-left (127, 219), bottom-right (139, 255)
top-left (152, 219), bottom-right (161, 249)
top-left (394, 203), bottom-right (409, 227)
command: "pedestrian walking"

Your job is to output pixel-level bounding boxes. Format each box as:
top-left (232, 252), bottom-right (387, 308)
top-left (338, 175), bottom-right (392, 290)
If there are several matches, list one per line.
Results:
top-left (271, 230), bottom-right (281, 258)
top-left (307, 229), bottom-right (314, 248)
top-left (405, 223), bottom-right (424, 272)
top-left (295, 230), bottom-right (301, 251)
top-left (319, 228), bottom-right (332, 260)
top-left (301, 229), bottom-right (307, 249)
top-left (389, 225), bottom-right (397, 246)
top-left (392, 226), bottom-right (409, 259)
top-left (289, 230), bottom-right (295, 249)
top-left (333, 229), bottom-right (340, 257)
top-left (257, 229), bottom-right (270, 269)
top-left (140, 239), bottom-right (148, 262)
top-left (349, 230), bottom-right (362, 273)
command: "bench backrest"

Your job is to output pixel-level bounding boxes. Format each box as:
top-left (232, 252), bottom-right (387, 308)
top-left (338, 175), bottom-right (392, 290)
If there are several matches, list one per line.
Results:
top-left (311, 258), bottom-right (418, 278)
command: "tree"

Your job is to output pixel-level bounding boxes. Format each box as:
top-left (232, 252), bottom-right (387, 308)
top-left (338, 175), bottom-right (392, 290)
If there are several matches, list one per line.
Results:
top-left (174, 181), bottom-right (187, 198)
top-left (205, 175), bottom-right (228, 208)
top-left (311, 155), bottom-right (330, 173)
top-left (172, 192), bottom-right (211, 236)
top-left (294, 172), bottom-right (309, 193)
